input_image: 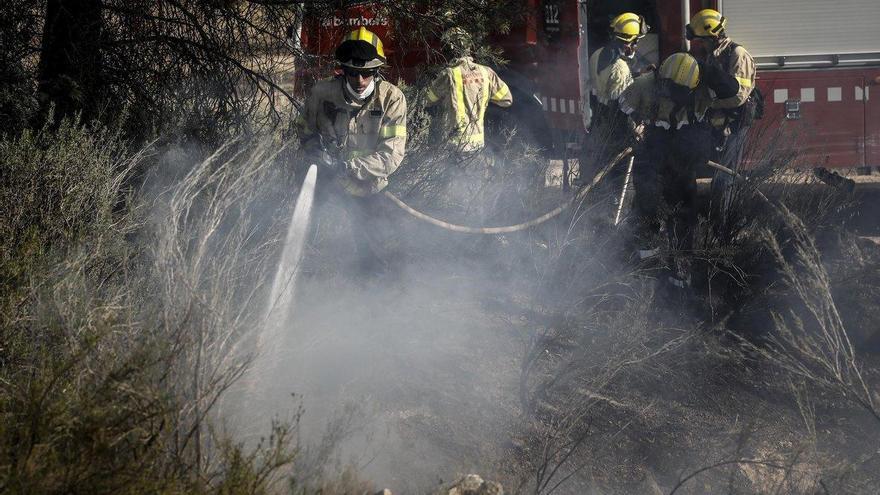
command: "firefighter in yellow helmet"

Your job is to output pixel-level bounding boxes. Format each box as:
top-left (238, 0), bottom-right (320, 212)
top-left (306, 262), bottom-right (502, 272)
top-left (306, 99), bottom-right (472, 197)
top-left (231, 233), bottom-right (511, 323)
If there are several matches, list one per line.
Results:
top-left (591, 13), bottom-right (649, 106)
top-left (618, 52), bottom-right (715, 288)
top-left (425, 27), bottom-right (512, 154)
top-left (686, 9), bottom-right (758, 217)
top-left (582, 12), bottom-right (649, 182)
top-left (294, 27), bottom-right (407, 275)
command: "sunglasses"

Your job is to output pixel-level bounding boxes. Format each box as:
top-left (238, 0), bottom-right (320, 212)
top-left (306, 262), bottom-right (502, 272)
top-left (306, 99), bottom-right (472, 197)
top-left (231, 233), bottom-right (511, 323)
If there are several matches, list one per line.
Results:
top-left (343, 67), bottom-right (378, 78)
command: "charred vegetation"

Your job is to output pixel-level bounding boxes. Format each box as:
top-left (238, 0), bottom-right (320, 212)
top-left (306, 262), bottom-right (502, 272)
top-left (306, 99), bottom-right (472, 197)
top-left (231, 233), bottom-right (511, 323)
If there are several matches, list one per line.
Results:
top-left (1, 2), bottom-right (879, 494)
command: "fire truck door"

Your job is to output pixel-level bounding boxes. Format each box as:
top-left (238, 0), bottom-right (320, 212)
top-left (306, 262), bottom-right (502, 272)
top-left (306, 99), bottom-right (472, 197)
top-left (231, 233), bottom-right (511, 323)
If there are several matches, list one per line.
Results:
top-left (868, 78), bottom-right (879, 168)
top-left (759, 72), bottom-right (866, 168)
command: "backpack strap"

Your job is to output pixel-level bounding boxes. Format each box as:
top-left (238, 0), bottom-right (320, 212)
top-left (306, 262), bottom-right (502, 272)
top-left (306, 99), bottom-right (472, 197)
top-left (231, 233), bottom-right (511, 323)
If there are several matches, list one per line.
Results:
top-left (596, 44), bottom-right (623, 75)
top-left (719, 41), bottom-right (740, 73)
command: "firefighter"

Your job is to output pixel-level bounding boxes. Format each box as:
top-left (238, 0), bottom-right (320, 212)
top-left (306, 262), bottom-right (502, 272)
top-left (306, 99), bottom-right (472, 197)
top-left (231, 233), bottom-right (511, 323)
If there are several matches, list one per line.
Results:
top-left (426, 27), bottom-right (513, 155)
top-left (425, 27), bottom-right (512, 223)
top-left (618, 52), bottom-right (715, 288)
top-left (686, 9), bottom-right (758, 214)
top-left (583, 12), bottom-right (649, 181)
top-left (294, 27), bottom-right (407, 275)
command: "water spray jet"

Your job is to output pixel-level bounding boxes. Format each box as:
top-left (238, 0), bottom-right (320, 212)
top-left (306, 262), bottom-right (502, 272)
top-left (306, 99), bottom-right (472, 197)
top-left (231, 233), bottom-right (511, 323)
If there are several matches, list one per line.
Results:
top-left (249, 164), bottom-right (317, 397)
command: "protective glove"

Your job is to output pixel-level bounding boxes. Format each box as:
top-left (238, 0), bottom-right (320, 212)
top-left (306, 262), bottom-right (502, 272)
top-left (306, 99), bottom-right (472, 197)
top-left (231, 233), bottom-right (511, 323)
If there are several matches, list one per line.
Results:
top-left (700, 62), bottom-right (739, 99)
top-left (637, 64), bottom-right (657, 76)
top-left (317, 149), bottom-right (343, 175)
top-left (632, 123), bottom-right (646, 142)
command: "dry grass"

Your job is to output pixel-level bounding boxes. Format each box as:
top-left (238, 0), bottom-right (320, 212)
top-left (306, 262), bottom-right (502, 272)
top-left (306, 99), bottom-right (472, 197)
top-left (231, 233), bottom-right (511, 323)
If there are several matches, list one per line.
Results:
top-left (494, 127), bottom-right (880, 494)
top-left (0, 120), bottom-right (376, 494)
top-left (1, 96), bottom-right (878, 495)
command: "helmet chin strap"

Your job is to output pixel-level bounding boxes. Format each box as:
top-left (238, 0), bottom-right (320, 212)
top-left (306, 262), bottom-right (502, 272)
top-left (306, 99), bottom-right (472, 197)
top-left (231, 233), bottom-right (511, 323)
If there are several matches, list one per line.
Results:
top-left (345, 78), bottom-right (376, 102)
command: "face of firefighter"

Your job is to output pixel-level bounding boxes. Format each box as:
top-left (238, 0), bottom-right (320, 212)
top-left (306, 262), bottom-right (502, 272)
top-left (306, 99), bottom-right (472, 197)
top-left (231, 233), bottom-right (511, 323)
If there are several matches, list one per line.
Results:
top-left (344, 67), bottom-right (376, 93)
top-left (691, 36), bottom-right (719, 53)
top-left (623, 40), bottom-right (638, 59)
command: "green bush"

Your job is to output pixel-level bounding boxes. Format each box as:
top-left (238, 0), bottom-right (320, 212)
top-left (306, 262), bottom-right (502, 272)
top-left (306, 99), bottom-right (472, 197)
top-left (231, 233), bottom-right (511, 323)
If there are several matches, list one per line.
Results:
top-left (0, 119), bottom-right (131, 296)
top-left (0, 123), bottom-right (372, 494)
top-left (0, 119), bottom-right (173, 493)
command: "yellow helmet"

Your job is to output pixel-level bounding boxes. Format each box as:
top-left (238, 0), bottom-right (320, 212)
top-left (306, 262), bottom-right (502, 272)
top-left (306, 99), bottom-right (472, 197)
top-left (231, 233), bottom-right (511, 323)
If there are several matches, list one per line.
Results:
top-left (335, 27), bottom-right (387, 69)
top-left (610, 13), bottom-right (649, 43)
top-left (660, 52), bottom-right (700, 89)
top-left (686, 9), bottom-right (727, 39)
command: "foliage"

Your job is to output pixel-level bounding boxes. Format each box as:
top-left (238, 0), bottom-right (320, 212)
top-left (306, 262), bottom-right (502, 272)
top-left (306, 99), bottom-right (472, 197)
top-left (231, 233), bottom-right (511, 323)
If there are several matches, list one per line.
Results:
top-left (501, 132), bottom-right (880, 493)
top-left (0, 121), bottom-right (371, 494)
top-left (0, 0), bottom-right (40, 135)
top-left (2, 0), bottom-right (530, 143)
top-left (0, 118), bottom-right (132, 307)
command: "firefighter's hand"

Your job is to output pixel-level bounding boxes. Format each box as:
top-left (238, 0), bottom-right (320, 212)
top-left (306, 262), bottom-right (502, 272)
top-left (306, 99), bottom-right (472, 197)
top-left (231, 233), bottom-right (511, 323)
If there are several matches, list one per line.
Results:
top-left (317, 149), bottom-right (342, 174)
top-left (632, 123), bottom-right (646, 142)
top-left (638, 64), bottom-right (657, 76)
top-left (700, 62), bottom-right (739, 99)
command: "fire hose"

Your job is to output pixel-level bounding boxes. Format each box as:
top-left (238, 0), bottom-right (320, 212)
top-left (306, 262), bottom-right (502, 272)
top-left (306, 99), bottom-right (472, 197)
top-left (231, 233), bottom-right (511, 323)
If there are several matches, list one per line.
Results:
top-left (706, 160), bottom-right (771, 203)
top-left (378, 152), bottom-right (763, 235)
top-left (381, 147), bottom-right (633, 234)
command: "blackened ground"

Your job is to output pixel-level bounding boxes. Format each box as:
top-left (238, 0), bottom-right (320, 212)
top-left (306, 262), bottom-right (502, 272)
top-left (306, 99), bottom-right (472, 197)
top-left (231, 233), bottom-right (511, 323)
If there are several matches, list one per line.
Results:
top-left (264, 174), bottom-right (880, 494)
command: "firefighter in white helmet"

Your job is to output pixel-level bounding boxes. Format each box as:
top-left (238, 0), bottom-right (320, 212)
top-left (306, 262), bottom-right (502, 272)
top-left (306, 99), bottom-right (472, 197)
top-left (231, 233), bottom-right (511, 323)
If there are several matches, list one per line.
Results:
top-left (686, 9), bottom-right (759, 217)
top-left (582, 12), bottom-right (649, 181)
top-left (618, 52), bottom-right (715, 288)
top-left (425, 27), bottom-right (513, 154)
top-left (294, 27), bottom-right (407, 275)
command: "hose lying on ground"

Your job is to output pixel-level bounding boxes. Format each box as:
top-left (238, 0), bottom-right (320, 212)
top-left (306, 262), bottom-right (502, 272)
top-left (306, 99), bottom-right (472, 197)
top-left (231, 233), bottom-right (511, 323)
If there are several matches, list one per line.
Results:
top-left (382, 147), bottom-right (634, 234)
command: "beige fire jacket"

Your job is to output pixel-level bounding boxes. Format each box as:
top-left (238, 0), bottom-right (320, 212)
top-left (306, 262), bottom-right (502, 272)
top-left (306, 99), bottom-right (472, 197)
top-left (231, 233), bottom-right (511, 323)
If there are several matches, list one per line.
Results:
top-left (589, 46), bottom-right (634, 106)
top-left (295, 76), bottom-right (407, 196)
top-left (426, 57), bottom-right (512, 152)
top-left (618, 72), bottom-right (714, 130)
top-left (707, 37), bottom-right (756, 110)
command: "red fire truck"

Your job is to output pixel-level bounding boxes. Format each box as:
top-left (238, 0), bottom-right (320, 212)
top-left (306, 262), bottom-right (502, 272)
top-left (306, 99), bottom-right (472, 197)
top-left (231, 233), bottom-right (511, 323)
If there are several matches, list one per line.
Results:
top-left (295, 0), bottom-right (880, 171)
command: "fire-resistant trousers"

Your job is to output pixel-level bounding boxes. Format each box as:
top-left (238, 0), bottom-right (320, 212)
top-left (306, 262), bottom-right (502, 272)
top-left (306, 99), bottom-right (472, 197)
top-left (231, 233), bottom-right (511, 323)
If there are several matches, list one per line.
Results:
top-left (711, 123), bottom-right (751, 220)
top-left (583, 102), bottom-right (632, 182)
top-left (312, 174), bottom-right (392, 276)
top-left (632, 123), bottom-right (713, 254)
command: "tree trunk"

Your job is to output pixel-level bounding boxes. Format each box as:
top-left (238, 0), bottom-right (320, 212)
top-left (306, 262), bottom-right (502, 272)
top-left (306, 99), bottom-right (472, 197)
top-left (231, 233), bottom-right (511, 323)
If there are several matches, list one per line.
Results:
top-left (37, 0), bottom-right (103, 123)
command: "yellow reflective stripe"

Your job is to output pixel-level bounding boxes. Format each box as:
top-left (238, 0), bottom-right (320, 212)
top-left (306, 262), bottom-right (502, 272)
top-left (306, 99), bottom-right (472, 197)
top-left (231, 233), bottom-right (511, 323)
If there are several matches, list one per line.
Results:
top-left (379, 125), bottom-right (406, 138)
top-left (452, 66), bottom-right (490, 148)
top-left (479, 67), bottom-right (490, 127)
top-left (684, 59), bottom-right (699, 88)
top-left (452, 67), bottom-right (468, 134)
top-left (736, 76), bottom-right (752, 88)
top-left (698, 11), bottom-right (723, 23)
top-left (346, 27), bottom-right (384, 58)
top-left (348, 27), bottom-right (376, 47)
top-left (492, 84), bottom-right (509, 101)
top-left (615, 18), bottom-right (640, 30)
top-left (427, 88), bottom-right (440, 103)
top-left (347, 150), bottom-right (366, 159)
top-left (674, 54), bottom-right (686, 82)
top-left (619, 97), bottom-right (635, 115)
